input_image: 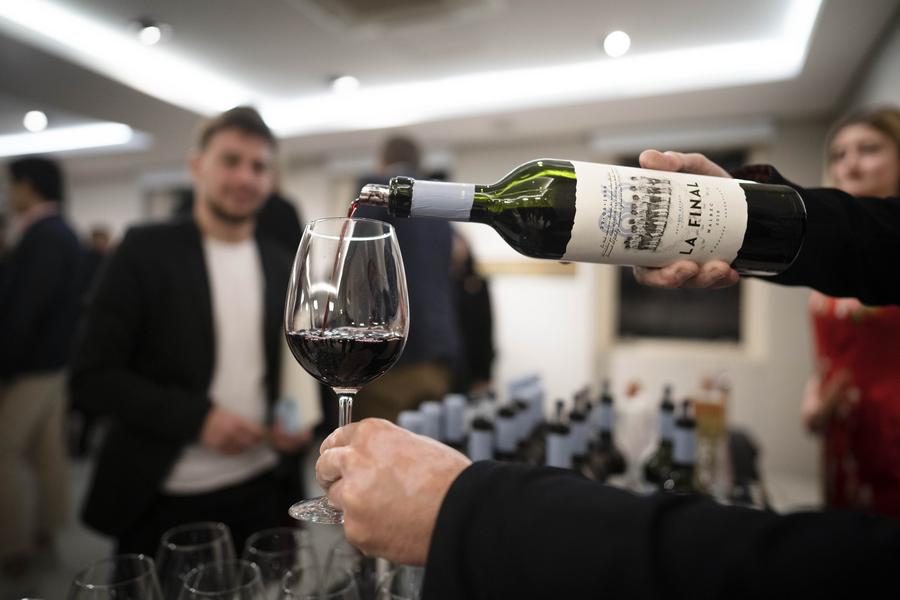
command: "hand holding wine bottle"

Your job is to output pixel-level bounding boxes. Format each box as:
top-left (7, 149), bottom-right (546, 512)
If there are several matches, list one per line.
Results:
top-left (632, 149), bottom-right (742, 290)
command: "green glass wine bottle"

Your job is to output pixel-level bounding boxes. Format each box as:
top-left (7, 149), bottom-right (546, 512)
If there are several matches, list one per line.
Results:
top-left (356, 158), bottom-right (806, 275)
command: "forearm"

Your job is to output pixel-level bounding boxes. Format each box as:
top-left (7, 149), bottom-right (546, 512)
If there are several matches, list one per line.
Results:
top-left (735, 166), bottom-right (900, 305)
top-left (423, 462), bottom-right (900, 600)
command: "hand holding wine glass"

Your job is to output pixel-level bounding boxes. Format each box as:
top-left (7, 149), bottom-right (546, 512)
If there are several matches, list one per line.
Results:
top-left (316, 419), bottom-right (471, 565)
top-left (284, 217), bottom-right (409, 524)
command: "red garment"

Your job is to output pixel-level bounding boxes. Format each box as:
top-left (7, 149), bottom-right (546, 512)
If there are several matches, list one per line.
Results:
top-left (810, 292), bottom-right (900, 517)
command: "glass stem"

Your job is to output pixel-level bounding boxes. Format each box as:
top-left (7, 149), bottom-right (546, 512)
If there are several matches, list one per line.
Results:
top-left (338, 393), bottom-right (355, 428)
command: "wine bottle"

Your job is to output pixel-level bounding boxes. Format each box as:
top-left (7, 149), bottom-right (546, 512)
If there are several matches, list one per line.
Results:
top-left (569, 397), bottom-right (590, 474)
top-left (587, 381), bottom-right (627, 483)
top-left (420, 400), bottom-right (444, 442)
top-left (397, 410), bottom-right (425, 435)
top-left (641, 385), bottom-right (676, 490)
top-left (442, 393), bottom-right (467, 452)
top-left (663, 400), bottom-right (702, 495)
top-left (494, 402), bottom-right (519, 461)
top-left (467, 415), bottom-right (494, 462)
top-left (356, 158), bottom-right (806, 275)
top-left (545, 400), bottom-right (573, 469)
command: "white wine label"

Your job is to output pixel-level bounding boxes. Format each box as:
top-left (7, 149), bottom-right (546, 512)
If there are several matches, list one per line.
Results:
top-left (468, 429), bottom-right (494, 462)
top-left (660, 412), bottom-right (675, 441)
top-left (564, 161), bottom-right (749, 267)
top-left (546, 433), bottom-right (572, 469)
top-left (674, 429), bottom-right (697, 465)
top-left (410, 181), bottom-right (475, 220)
top-left (495, 417), bottom-right (518, 453)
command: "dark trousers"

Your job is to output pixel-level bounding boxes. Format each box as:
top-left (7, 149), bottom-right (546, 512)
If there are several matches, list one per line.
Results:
top-left (115, 469), bottom-right (292, 557)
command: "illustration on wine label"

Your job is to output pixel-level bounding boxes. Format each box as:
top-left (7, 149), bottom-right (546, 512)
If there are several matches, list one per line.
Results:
top-left (564, 162), bottom-right (748, 267)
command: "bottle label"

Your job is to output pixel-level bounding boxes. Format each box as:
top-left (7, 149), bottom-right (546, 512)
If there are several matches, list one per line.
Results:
top-left (468, 429), bottom-right (494, 461)
top-left (660, 412), bottom-right (675, 440)
top-left (410, 181), bottom-right (476, 220)
top-left (599, 403), bottom-right (614, 432)
top-left (546, 433), bottom-right (572, 469)
top-left (495, 417), bottom-right (518, 453)
top-left (674, 428), bottom-right (697, 465)
top-left (564, 162), bottom-right (748, 266)
top-left (571, 421), bottom-right (589, 456)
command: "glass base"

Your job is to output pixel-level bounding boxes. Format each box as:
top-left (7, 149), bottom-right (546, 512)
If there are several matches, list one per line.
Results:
top-left (289, 496), bottom-right (344, 525)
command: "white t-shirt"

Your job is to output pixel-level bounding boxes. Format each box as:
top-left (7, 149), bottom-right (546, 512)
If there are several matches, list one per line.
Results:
top-left (163, 237), bottom-right (277, 494)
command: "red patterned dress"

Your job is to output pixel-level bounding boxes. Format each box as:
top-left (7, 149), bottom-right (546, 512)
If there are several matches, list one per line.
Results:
top-left (810, 292), bottom-right (900, 517)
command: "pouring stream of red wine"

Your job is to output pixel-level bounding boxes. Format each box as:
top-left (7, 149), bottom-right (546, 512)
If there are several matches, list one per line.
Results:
top-left (320, 199), bottom-right (361, 330)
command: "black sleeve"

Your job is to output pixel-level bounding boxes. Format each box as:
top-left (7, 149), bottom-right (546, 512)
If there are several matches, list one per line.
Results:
top-left (0, 227), bottom-right (70, 376)
top-left (733, 165), bottom-right (900, 306)
top-left (68, 228), bottom-right (211, 442)
top-left (423, 462), bottom-right (900, 600)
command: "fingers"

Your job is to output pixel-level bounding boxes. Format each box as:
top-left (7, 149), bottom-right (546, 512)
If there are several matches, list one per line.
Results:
top-left (316, 446), bottom-right (352, 489)
top-left (633, 261), bottom-right (738, 290)
top-left (639, 149), bottom-right (731, 178)
top-left (638, 149), bottom-right (681, 172)
top-left (633, 261), bottom-right (700, 288)
top-left (319, 422), bottom-right (361, 455)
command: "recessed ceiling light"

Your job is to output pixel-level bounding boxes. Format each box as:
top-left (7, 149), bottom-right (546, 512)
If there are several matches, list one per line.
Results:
top-left (138, 24), bottom-right (162, 45)
top-left (603, 30), bottom-right (631, 58)
top-left (331, 75), bottom-right (360, 94)
top-left (23, 110), bottom-right (48, 132)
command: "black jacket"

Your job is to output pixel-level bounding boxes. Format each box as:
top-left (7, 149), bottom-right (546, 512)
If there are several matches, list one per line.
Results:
top-left (69, 219), bottom-right (293, 536)
top-left (0, 213), bottom-right (84, 379)
top-left (423, 179), bottom-right (900, 599)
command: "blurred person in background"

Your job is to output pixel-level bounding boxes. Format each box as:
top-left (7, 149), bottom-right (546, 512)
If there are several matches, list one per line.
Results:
top-left (353, 136), bottom-right (462, 421)
top-left (69, 106), bottom-right (313, 556)
top-left (449, 232), bottom-right (495, 396)
top-left (801, 106), bottom-right (900, 517)
top-left (0, 157), bottom-right (82, 577)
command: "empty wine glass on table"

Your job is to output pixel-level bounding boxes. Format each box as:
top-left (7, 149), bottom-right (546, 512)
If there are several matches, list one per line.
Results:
top-left (322, 537), bottom-right (377, 599)
top-left (375, 566), bottom-right (424, 600)
top-left (156, 522), bottom-right (236, 599)
top-left (178, 560), bottom-right (265, 600)
top-left (284, 218), bottom-right (409, 524)
top-left (243, 527), bottom-right (319, 599)
top-left (67, 554), bottom-right (163, 600)
top-left (280, 567), bottom-right (360, 600)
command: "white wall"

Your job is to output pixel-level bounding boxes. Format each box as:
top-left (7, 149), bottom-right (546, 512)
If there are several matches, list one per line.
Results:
top-left (848, 17), bottom-right (900, 110)
top-left (66, 176), bottom-right (144, 240)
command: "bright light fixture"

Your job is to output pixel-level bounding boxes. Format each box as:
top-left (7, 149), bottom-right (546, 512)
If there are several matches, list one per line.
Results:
top-left (603, 30), bottom-right (631, 58)
top-left (23, 110), bottom-right (48, 132)
top-left (331, 75), bottom-right (360, 94)
top-left (138, 24), bottom-right (162, 46)
top-left (0, 122), bottom-right (135, 157)
top-left (0, 0), bottom-right (823, 137)
top-left (0, 0), bottom-right (254, 114)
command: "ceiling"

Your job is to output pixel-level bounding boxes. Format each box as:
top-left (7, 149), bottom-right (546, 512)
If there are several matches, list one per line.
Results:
top-left (0, 0), bottom-right (897, 180)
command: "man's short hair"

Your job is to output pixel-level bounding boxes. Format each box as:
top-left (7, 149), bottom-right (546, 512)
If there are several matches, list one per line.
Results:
top-left (380, 136), bottom-right (421, 170)
top-left (8, 156), bottom-right (64, 203)
top-left (196, 106), bottom-right (277, 151)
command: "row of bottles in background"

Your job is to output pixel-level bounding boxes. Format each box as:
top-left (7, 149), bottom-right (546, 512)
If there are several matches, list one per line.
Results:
top-left (397, 378), bottom-right (706, 494)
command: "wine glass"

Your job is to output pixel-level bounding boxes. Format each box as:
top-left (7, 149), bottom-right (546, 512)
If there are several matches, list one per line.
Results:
top-left (178, 560), bottom-right (265, 600)
top-left (280, 567), bottom-right (360, 600)
top-left (322, 537), bottom-right (377, 599)
top-left (284, 218), bottom-right (409, 524)
top-left (156, 522), bottom-right (236, 599)
top-left (243, 527), bottom-right (319, 599)
top-left (375, 566), bottom-right (425, 600)
top-left (67, 554), bottom-right (163, 600)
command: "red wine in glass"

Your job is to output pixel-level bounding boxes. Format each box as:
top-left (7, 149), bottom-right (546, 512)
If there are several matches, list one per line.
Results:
top-left (284, 217), bottom-right (408, 524)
